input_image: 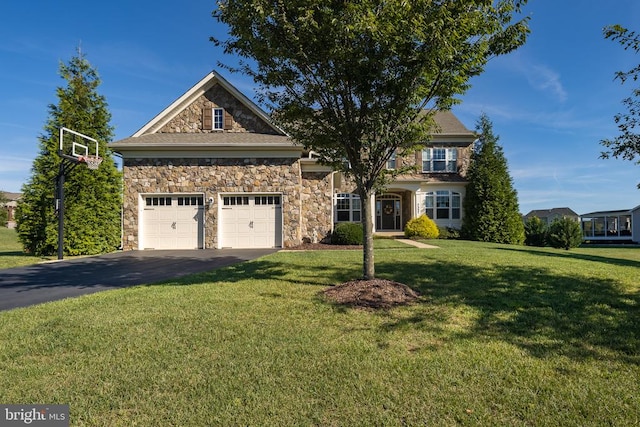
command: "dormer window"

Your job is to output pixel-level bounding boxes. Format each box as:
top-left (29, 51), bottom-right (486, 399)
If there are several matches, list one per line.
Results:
top-left (422, 148), bottom-right (457, 172)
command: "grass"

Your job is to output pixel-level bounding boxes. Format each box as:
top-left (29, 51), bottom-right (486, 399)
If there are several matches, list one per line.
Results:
top-left (0, 237), bottom-right (639, 425)
top-left (0, 227), bottom-right (47, 268)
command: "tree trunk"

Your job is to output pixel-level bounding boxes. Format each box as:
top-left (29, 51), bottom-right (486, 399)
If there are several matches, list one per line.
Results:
top-left (360, 190), bottom-right (375, 280)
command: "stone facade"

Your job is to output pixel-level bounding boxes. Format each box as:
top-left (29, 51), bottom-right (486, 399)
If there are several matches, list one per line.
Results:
top-left (158, 83), bottom-right (278, 135)
top-left (393, 145), bottom-right (473, 182)
top-left (113, 73), bottom-right (477, 249)
top-left (300, 171), bottom-right (334, 243)
top-left (122, 157), bottom-right (321, 250)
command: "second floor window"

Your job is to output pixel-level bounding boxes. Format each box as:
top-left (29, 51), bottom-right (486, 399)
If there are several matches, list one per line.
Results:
top-left (386, 151), bottom-right (397, 170)
top-left (213, 108), bottom-right (224, 130)
top-left (422, 148), bottom-right (457, 172)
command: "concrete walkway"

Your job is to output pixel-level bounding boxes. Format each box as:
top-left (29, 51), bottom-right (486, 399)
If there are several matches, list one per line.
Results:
top-left (393, 238), bottom-right (439, 249)
top-left (374, 232), bottom-right (439, 249)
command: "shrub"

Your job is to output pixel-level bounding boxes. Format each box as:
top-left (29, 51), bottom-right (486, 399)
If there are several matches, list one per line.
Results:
top-left (405, 214), bottom-right (439, 239)
top-left (524, 216), bottom-right (547, 247)
top-left (332, 222), bottom-right (363, 245)
top-left (547, 217), bottom-right (583, 250)
top-left (437, 226), bottom-right (460, 240)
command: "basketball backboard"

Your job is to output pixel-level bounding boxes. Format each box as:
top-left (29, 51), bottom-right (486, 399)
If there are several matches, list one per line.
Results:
top-left (59, 127), bottom-right (102, 169)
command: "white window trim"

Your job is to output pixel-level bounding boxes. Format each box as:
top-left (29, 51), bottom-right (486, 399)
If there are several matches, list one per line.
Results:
top-left (425, 190), bottom-right (461, 220)
top-left (386, 151), bottom-right (397, 170)
top-left (422, 148), bottom-right (457, 173)
top-left (334, 193), bottom-right (361, 223)
top-left (213, 108), bottom-right (224, 130)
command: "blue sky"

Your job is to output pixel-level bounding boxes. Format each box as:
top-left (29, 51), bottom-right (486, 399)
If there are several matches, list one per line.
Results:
top-left (1, 0), bottom-right (639, 215)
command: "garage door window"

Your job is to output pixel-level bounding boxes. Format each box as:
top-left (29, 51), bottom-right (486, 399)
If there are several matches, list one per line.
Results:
top-left (146, 197), bottom-right (172, 206)
top-left (223, 196), bottom-right (249, 206)
top-left (178, 196), bottom-right (204, 206)
top-left (255, 196), bottom-right (281, 205)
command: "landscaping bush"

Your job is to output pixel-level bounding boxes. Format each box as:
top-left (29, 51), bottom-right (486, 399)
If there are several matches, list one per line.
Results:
top-left (404, 214), bottom-right (439, 239)
top-left (331, 222), bottom-right (363, 245)
top-left (437, 226), bottom-right (460, 240)
top-left (547, 217), bottom-right (583, 250)
top-left (524, 216), bottom-right (547, 247)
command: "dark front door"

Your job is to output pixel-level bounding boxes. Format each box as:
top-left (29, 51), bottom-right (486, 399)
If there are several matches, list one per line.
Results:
top-left (381, 199), bottom-right (396, 230)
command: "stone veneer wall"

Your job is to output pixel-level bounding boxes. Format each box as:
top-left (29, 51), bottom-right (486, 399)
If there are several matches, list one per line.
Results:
top-left (122, 157), bottom-right (305, 250)
top-left (158, 83), bottom-right (278, 135)
top-left (300, 171), bottom-right (334, 243)
top-left (398, 145), bottom-right (473, 180)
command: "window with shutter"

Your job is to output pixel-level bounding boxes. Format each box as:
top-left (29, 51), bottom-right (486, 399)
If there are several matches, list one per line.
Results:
top-left (202, 108), bottom-right (213, 130)
top-left (224, 110), bottom-right (233, 130)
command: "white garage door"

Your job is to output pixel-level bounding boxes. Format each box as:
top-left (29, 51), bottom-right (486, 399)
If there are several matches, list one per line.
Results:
top-left (220, 194), bottom-right (282, 248)
top-left (142, 195), bottom-right (204, 249)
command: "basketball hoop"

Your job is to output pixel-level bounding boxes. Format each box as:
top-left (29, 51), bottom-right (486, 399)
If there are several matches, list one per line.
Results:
top-left (79, 155), bottom-right (103, 170)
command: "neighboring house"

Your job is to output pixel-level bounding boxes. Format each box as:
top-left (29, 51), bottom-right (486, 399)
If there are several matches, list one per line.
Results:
top-left (1, 192), bottom-right (21, 229)
top-left (523, 207), bottom-right (579, 225)
top-left (581, 206), bottom-right (640, 243)
top-left (110, 71), bottom-right (476, 250)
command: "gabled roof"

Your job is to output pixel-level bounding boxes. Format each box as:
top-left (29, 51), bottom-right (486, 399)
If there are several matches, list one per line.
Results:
top-left (432, 111), bottom-right (475, 136)
top-left (1, 192), bottom-right (21, 201)
top-left (524, 207), bottom-right (579, 219)
top-left (131, 71), bottom-right (285, 137)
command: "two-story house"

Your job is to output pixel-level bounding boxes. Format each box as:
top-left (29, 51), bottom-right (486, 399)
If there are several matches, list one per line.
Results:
top-left (111, 71), bottom-right (476, 250)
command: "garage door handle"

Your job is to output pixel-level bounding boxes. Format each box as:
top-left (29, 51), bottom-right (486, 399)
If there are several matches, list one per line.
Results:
top-left (249, 221), bottom-right (254, 229)
top-left (171, 222), bottom-right (176, 229)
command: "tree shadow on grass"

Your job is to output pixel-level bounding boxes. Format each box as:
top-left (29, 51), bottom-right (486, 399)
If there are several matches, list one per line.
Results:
top-left (375, 258), bottom-right (640, 364)
top-left (495, 245), bottom-right (640, 269)
top-left (153, 249), bottom-right (640, 364)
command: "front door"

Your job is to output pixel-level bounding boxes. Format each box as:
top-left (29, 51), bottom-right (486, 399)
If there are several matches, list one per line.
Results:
top-left (376, 195), bottom-right (401, 230)
top-left (381, 200), bottom-right (396, 229)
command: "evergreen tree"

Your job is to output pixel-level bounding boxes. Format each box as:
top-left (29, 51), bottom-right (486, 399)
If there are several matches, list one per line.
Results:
top-left (461, 113), bottom-right (524, 245)
top-left (15, 50), bottom-right (121, 256)
top-left (524, 216), bottom-right (547, 247)
top-left (547, 217), bottom-right (583, 250)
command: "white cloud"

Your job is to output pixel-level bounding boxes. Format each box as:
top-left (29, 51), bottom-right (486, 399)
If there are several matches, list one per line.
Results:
top-left (524, 64), bottom-right (568, 103)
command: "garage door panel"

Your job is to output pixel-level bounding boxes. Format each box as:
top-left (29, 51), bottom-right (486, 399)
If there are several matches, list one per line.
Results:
top-left (142, 196), bottom-right (203, 250)
top-left (220, 195), bottom-right (282, 249)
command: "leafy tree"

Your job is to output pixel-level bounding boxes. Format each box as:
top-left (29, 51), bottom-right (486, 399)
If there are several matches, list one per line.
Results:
top-left (0, 192), bottom-right (8, 226)
top-left (462, 113), bottom-right (524, 244)
top-left (547, 217), bottom-right (582, 250)
top-left (524, 216), bottom-right (547, 247)
top-left (15, 51), bottom-right (121, 256)
top-left (213, 0), bottom-right (530, 279)
top-left (601, 25), bottom-right (640, 186)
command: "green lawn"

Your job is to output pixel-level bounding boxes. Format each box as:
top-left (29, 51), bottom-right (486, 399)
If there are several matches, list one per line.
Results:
top-left (0, 227), bottom-right (47, 268)
top-left (0, 239), bottom-right (638, 425)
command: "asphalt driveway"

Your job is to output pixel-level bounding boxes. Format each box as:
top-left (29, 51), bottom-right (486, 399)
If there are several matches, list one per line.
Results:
top-left (0, 249), bottom-right (277, 312)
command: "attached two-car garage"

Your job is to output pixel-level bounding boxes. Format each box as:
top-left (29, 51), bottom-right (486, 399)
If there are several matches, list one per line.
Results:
top-left (140, 193), bottom-right (282, 250)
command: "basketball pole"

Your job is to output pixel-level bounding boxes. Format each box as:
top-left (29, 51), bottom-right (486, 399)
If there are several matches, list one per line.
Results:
top-left (57, 127), bottom-right (98, 260)
top-left (56, 156), bottom-right (80, 260)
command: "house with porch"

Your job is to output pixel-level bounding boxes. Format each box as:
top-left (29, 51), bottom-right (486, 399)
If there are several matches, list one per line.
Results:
top-left (110, 71), bottom-right (476, 250)
top-left (580, 206), bottom-right (640, 243)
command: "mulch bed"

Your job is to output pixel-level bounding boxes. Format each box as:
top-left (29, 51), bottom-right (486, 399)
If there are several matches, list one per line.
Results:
top-left (287, 242), bottom-right (420, 309)
top-left (322, 278), bottom-right (420, 310)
